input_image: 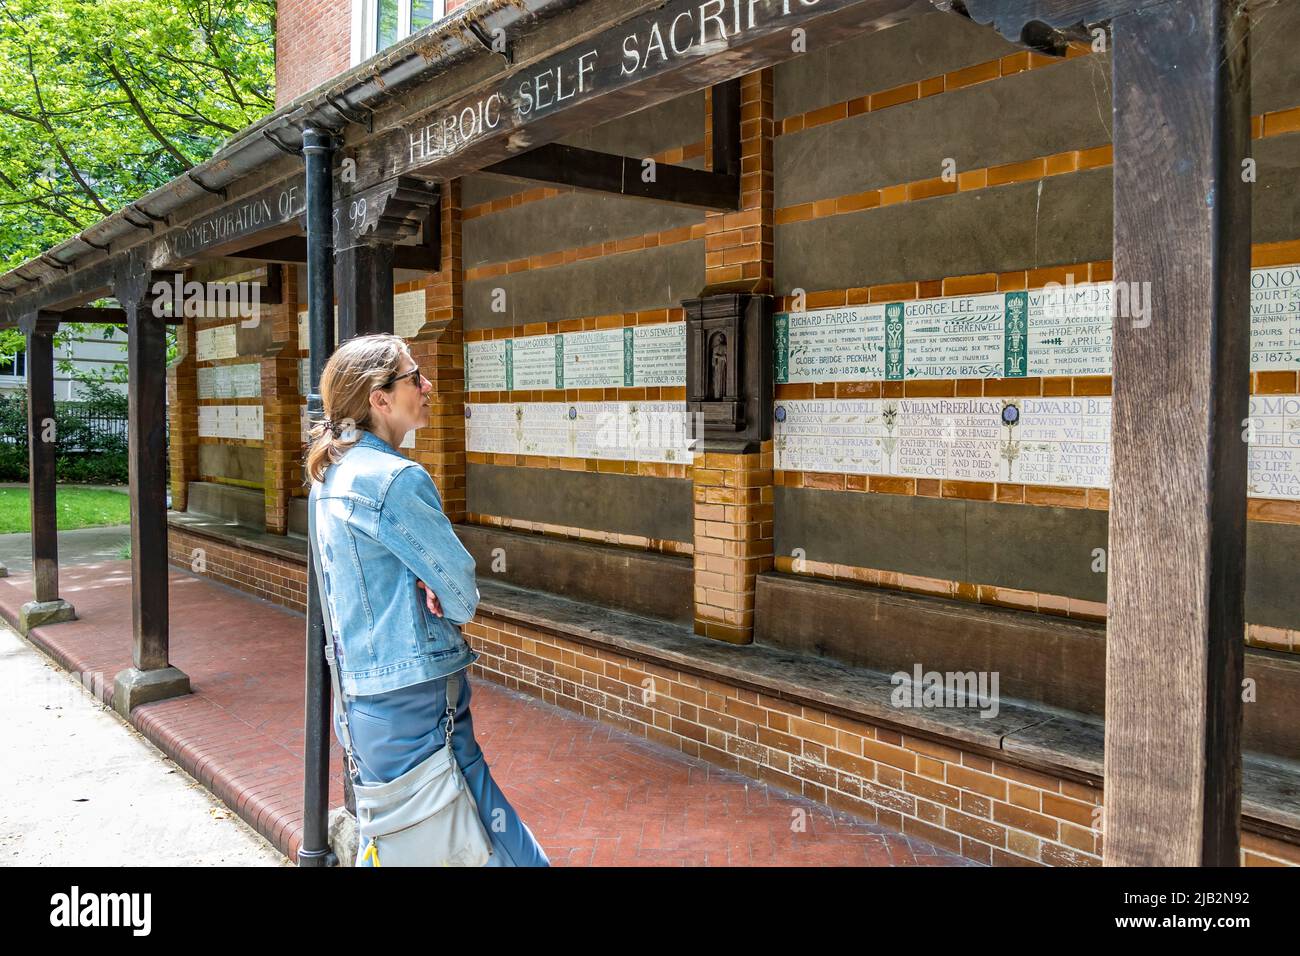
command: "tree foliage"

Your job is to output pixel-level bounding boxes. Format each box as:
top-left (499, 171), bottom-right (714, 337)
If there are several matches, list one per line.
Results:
top-left (0, 0), bottom-right (276, 364)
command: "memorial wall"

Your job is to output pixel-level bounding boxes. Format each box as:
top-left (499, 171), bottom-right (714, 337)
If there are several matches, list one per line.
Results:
top-left (437, 8), bottom-right (1300, 644)
top-left (459, 91), bottom-right (706, 551)
top-left (187, 262), bottom-right (281, 489)
top-left (763, 8), bottom-right (1300, 641)
top-left (770, 271), bottom-right (1300, 499)
top-left (173, 6), bottom-right (1300, 649)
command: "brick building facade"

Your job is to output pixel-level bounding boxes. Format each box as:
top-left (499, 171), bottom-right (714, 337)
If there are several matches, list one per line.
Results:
top-left (275, 0), bottom-right (352, 107)
top-left (276, 0), bottom-right (479, 107)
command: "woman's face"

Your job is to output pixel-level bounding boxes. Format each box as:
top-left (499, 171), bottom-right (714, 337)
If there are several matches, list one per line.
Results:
top-left (372, 350), bottom-right (432, 436)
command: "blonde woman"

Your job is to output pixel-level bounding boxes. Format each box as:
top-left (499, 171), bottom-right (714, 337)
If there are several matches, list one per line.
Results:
top-left (305, 333), bottom-right (548, 867)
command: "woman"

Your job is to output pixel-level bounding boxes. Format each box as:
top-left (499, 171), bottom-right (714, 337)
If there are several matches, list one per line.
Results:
top-left (305, 332), bottom-right (549, 867)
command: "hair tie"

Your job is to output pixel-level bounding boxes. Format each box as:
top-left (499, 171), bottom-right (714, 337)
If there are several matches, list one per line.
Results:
top-left (319, 417), bottom-right (343, 438)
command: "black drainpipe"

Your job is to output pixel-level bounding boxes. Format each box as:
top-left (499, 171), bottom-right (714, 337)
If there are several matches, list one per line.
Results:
top-left (298, 126), bottom-right (337, 867)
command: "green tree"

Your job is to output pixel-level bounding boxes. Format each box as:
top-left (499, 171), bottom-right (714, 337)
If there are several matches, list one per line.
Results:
top-left (0, 0), bottom-right (276, 363)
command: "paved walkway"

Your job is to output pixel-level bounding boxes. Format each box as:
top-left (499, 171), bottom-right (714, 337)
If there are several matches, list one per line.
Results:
top-left (0, 525), bottom-right (132, 572)
top-left (0, 558), bottom-right (973, 866)
top-left (0, 618), bottom-right (287, 866)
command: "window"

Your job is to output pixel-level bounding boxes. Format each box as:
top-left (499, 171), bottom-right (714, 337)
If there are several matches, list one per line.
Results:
top-left (353, 0), bottom-right (445, 65)
top-left (0, 351), bottom-right (26, 379)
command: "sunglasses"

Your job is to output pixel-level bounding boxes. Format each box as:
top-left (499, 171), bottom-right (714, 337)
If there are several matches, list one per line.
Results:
top-left (378, 363), bottom-right (423, 390)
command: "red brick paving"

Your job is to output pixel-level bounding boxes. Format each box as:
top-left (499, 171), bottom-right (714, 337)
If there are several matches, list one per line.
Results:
top-left (0, 560), bottom-right (974, 866)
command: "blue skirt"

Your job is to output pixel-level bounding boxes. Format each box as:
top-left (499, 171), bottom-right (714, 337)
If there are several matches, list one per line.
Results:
top-left (333, 669), bottom-right (549, 867)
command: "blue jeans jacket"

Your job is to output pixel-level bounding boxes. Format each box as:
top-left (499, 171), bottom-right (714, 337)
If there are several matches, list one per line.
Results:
top-left (311, 429), bottom-right (481, 696)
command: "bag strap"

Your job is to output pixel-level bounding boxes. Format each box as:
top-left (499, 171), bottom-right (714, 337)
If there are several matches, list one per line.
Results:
top-left (443, 672), bottom-right (460, 751)
top-left (310, 481), bottom-right (361, 781)
top-left (310, 482), bottom-right (463, 783)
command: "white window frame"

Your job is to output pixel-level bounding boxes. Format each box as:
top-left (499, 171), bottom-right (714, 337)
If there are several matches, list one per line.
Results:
top-left (352, 0), bottom-right (445, 67)
top-left (0, 350), bottom-right (26, 383)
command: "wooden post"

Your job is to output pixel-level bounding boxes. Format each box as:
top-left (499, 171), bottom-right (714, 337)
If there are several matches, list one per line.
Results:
top-left (111, 253), bottom-right (190, 716)
top-left (16, 311), bottom-right (76, 634)
top-left (336, 241), bottom-right (395, 340)
top-left (126, 282), bottom-right (170, 669)
top-left (333, 176), bottom-right (438, 344)
top-left (26, 314), bottom-right (60, 603)
top-left (1105, 0), bottom-right (1250, 865)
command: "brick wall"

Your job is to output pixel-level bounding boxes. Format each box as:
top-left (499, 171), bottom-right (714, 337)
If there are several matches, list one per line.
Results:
top-left (166, 311), bottom-right (199, 513)
top-left (275, 0), bottom-right (480, 106)
top-left (689, 71), bottom-right (776, 645)
top-left (461, 612), bottom-right (1300, 868)
top-left (409, 179), bottom-right (468, 522)
top-left (169, 527), bottom-right (308, 613)
top-left (261, 266), bottom-right (304, 534)
top-left (164, 533), bottom-right (1300, 867)
top-left (276, 0), bottom-right (352, 106)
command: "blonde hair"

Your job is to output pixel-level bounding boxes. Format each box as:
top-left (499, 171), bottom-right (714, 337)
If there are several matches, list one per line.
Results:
top-left (304, 333), bottom-right (410, 483)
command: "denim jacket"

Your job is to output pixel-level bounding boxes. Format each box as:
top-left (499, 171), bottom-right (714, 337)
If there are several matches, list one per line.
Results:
top-left (310, 429), bottom-right (480, 696)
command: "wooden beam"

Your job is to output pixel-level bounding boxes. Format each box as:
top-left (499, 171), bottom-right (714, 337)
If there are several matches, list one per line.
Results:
top-left (60, 307), bottom-right (127, 324)
top-left (711, 79), bottom-right (741, 179)
top-left (337, 242), bottom-right (395, 340)
top-left (164, 182), bottom-right (306, 262)
top-left (228, 236), bottom-right (439, 272)
top-left (486, 142), bottom-right (739, 210)
top-left (1104, 0), bottom-right (1250, 865)
top-left (0, 256), bottom-right (115, 318)
top-left (56, 307), bottom-right (183, 326)
top-left (25, 318), bottom-right (59, 604)
top-left (160, 177), bottom-right (440, 267)
top-left (217, 236), bottom-right (308, 263)
top-left (0, 264), bottom-right (195, 323)
top-left (368, 0), bottom-right (923, 187)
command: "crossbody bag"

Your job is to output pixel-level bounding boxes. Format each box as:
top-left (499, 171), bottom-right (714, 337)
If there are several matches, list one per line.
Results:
top-left (310, 482), bottom-right (494, 867)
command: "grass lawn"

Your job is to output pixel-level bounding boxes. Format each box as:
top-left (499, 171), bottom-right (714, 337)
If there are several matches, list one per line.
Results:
top-left (0, 487), bottom-right (132, 534)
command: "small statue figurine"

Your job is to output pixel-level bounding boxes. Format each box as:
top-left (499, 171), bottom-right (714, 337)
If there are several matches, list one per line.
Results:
top-left (708, 330), bottom-right (727, 401)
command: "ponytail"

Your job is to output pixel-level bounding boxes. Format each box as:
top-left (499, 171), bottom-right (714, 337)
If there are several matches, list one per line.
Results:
top-left (305, 416), bottom-right (365, 484)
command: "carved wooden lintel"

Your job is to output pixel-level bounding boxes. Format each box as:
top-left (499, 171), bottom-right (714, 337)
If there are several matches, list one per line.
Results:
top-left (20, 311), bottom-right (62, 336)
top-left (332, 176), bottom-right (440, 251)
top-left (111, 251), bottom-right (154, 311)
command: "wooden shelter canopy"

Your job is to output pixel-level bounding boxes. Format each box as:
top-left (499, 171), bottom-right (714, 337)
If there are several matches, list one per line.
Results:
top-left (0, 0), bottom-right (584, 319)
top-left (0, 0), bottom-right (1121, 326)
top-left (0, 0), bottom-right (1267, 868)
